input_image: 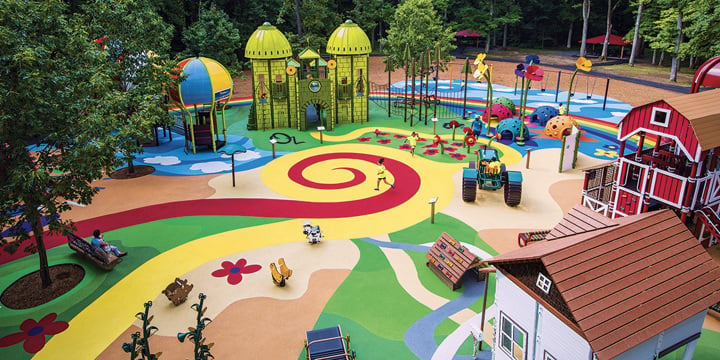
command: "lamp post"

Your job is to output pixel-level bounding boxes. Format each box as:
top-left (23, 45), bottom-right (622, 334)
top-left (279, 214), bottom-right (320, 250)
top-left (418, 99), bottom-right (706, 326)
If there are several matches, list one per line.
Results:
top-left (317, 126), bottom-right (325, 144)
top-left (432, 117), bottom-right (438, 135)
top-left (219, 144), bottom-right (247, 187)
top-left (270, 138), bottom-right (277, 159)
top-left (428, 197), bottom-right (438, 224)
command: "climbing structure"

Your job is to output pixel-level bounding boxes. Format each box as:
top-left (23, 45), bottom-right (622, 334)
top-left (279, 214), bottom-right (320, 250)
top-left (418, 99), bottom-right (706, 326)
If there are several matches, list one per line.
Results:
top-left (581, 89), bottom-right (720, 247)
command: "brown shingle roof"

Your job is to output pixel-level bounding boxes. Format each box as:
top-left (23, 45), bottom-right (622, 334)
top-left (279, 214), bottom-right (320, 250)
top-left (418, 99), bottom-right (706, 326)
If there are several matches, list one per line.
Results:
top-left (664, 88), bottom-right (720, 150)
top-left (486, 209), bottom-right (720, 359)
top-left (545, 205), bottom-right (617, 240)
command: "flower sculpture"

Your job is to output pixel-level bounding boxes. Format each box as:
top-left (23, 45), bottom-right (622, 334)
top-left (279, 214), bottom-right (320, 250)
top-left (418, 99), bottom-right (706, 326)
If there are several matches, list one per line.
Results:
top-left (473, 53), bottom-right (494, 135)
top-left (515, 58), bottom-right (544, 145)
top-left (448, 120), bottom-right (461, 140)
top-left (465, 134), bottom-right (477, 153)
top-left (0, 313), bottom-right (68, 354)
top-left (567, 57), bottom-right (593, 116)
top-left (433, 135), bottom-right (445, 154)
top-left (211, 258), bottom-right (261, 285)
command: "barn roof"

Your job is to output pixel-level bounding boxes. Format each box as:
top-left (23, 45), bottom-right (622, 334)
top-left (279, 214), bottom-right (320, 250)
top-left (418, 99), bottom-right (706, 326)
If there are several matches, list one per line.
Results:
top-left (663, 88), bottom-right (720, 151)
top-left (545, 205), bottom-right (616, 240)
top-left (486, 209), bottom-right (720, 360)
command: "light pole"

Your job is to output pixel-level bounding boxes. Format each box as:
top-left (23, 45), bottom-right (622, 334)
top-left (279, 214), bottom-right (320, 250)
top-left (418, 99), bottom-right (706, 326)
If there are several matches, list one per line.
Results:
top-left (428, 197), bottom-right (438, 224)
top-left (270, 138), bottom-right (277, 159)
top-left (317, 126), bottom-right (326, 144)
top-left (432, 117), bottom-right (438, 135)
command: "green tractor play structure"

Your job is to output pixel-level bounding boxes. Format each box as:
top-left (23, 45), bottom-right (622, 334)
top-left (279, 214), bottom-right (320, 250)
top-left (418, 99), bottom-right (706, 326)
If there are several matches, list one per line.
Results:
top-left (462, 145), bottom-right (522, 206)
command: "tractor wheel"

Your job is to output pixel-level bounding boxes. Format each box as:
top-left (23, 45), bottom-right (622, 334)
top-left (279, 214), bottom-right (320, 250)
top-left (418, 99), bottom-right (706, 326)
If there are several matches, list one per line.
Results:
top-left (503, 172), bottom-right (522, 206)
top-left (462, 177), bottom-right (477, 202)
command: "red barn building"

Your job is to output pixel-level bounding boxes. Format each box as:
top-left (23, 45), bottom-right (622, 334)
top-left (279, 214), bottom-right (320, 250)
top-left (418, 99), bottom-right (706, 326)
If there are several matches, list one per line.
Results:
top-left (582, 89), bottom-right (720, 247)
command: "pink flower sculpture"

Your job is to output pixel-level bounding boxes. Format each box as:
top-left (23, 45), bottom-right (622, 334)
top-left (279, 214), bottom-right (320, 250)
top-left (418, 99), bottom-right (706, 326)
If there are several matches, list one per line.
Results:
top-left (0, 313), bottom-right (68, 354)
top-left (211, 258), bottom-right (261, 285)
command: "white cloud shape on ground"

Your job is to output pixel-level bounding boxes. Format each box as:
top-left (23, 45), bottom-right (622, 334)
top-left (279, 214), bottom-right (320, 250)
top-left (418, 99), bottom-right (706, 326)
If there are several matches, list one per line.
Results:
top-left (190, 161), bottom-right (231, 173)
top-left (611, 111), bottom-right (628, 117)
top-left (220, 150), bottom-right (262, 161)
top-left (144, 156), bottom-right (181, 166)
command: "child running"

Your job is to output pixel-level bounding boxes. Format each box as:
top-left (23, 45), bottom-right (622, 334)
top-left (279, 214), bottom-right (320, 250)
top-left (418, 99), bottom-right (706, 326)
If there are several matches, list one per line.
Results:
top-left (404, 132), bottom-right (419, 156)
top-left (374, 158), bottom-right (395, 191)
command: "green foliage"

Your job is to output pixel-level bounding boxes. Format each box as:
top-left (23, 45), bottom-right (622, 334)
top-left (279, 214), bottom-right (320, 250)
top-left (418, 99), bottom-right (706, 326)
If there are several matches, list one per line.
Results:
top-left (381, 0), bottom-right (456, 71)
top-left (682, 0), bottom-right (720, 58)
top-left (285, 33), bottom-right (327, 57)
top-left (83, 0), bottom-right (180, 172)
top-left (0, 0), bottom-right (118, 252)
top-left (182, 3), bottom-right (243, 75)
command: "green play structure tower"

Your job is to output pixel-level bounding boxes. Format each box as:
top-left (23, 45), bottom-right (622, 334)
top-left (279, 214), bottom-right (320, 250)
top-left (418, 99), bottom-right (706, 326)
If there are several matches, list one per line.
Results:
top-left (326, 20), bottom-right (371, 126)
top-left (244, 20), bottom-right (371, 132)
top-left (244, 22), bottom-right (296, 131)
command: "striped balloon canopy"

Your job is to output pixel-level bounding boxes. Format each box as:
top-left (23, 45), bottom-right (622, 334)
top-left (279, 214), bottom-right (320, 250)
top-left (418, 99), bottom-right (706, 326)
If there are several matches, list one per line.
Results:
top-left (169, 57), bottom-right (232, 106)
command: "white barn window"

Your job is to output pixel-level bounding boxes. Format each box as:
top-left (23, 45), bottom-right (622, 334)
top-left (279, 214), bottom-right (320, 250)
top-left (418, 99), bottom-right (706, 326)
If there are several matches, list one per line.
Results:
top-left (500, 313), bottom-right (527, 360)
top-left (650, 107), bottom-right (671, 128)
top-left (536, 273), bottom-right (552, 294)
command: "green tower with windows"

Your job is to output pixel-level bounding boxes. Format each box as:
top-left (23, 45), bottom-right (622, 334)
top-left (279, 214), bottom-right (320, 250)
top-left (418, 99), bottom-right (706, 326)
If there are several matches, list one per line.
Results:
top-left (244, 22), bottom-right (296, 130)
top-left (326, 20), bottom-right (371, 126)
top-left (244, 20), bottom-right (370, 132)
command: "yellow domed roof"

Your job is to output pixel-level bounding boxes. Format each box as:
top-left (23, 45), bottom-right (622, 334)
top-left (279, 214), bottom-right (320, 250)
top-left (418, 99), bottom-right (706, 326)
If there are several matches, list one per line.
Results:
top-left (245, 22), bottom-right (292, 59)
top-left (326, 20), bottom-right (371, 55)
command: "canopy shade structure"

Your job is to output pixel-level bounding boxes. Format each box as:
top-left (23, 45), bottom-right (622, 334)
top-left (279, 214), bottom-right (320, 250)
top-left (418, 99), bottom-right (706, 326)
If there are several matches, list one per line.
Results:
top-left (582, 34), bottom-right (632, 45)
top-left (455, 29), bottom-right (483, 38)
top-left (580, 34), bottom-right (632, 58)
top-left (456, 29), bottom-right (484, 48)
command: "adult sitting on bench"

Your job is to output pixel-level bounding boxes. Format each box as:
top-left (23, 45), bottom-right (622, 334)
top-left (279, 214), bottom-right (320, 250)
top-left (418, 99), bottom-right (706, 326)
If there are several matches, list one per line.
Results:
top-left (91, 229), bottom-right (127, 257)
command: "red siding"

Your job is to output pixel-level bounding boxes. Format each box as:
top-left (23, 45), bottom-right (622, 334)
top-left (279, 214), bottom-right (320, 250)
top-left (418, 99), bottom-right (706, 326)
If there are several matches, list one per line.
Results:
top-left (616, 189), bottom-right (641, 214)
top-left (651, 173), bottom-right (683, 205)
top-left (620, 101), bottom-right (699, 158)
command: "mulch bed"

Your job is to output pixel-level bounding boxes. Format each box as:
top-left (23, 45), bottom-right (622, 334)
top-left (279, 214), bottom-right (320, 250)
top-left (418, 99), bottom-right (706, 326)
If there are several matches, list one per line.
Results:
top-left (110, 165), bottom-right (155, 179)
top-left (1, 264), bottom-right (85, 309)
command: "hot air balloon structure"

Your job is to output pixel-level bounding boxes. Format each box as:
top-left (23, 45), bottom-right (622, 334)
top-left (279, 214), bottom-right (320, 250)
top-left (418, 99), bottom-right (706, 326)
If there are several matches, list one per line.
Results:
top-left (169, 57), bottom-right (233, 154)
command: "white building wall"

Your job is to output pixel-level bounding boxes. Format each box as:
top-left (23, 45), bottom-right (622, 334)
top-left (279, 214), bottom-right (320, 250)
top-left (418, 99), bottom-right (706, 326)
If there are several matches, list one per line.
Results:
top-left (494, 272), bottom-right (538, 360)
top-left (535, 304), bottom-right (593, 360)
top-left (495, 271), bottom-right (593, 360)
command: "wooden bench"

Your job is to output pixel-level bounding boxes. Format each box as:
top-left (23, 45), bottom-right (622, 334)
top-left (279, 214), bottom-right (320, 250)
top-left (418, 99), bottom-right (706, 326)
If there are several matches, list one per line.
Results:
top-left (425, 232), bottom-right (484, 290)
top-left (66, 233), bottom-right (122, 270)
top-left (162, 278), bottom-right (194, 306)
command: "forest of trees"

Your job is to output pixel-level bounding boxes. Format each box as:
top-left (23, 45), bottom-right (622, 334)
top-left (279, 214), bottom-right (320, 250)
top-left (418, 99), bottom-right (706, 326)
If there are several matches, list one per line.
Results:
top-left (66, 0), bottom-right (720, 75)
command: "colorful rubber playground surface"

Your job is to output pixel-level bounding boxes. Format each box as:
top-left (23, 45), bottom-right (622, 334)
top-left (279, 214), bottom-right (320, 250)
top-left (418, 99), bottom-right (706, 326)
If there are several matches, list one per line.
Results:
top-left (1, 82), bottom-right (719, 359)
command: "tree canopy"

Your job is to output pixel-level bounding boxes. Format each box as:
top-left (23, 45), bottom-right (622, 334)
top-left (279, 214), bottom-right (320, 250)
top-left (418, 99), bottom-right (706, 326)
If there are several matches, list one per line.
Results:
top-left (381, 0), bottom-right (456, 71)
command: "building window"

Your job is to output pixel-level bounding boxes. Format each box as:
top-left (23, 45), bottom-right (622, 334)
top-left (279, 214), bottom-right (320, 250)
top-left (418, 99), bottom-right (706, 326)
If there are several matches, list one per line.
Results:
top-left (500, 313), bottom-right (527, 360)
top-left (650, 107), bottom-right (671, 128)
top-left (536, 273), bottom-right (552, 294)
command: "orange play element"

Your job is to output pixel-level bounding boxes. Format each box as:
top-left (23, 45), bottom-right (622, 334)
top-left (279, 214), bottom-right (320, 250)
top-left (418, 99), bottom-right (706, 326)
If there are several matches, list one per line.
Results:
top-left (544, 115), bottom-right (578, 139)
top-left (270, 262), bottom-right (286, 287)
top-left (278, 258), bottom-right (292, 279)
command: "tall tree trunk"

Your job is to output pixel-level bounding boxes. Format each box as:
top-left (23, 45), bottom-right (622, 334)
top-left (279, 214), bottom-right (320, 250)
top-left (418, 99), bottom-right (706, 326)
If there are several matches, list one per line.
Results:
top-left (670, 10), bottom-right (683, 81)
top-left (485, 0), bottom-right (493, 53)
top-left (580, 0), bottom-right (590, 57)
top-left (567, 23), bottom-right (573, 48)
top-left (658, 51), bottom-right (665, 66)
top-left (629, 2), bottom-right (644, 66)
top-left (503, 23), bottom-right (508, 49)
top-left (601, 0), bottom-right (620, 61)
top-left (652, 48), bottom-right (657, 64)
top-left (30, 212), bottom-right (52, 287)
top-left (294, 0), bottom-right (302, 38)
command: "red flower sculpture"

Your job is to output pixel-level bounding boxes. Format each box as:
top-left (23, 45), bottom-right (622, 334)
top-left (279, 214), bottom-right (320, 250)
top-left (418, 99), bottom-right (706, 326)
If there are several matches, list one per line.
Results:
top-left (211, 258), bottom-right (261, 285)
top-left (525, 65), bottom-right (544, 81)
top-left (0, 313), bottom-right (68, 354)
top-left (357, 137), bottom-right (371, 142)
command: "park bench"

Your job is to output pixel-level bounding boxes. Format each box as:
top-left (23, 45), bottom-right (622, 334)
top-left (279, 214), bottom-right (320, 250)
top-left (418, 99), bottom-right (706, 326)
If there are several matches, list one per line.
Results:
top-left (66, 233), bottom-right (122, 270)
